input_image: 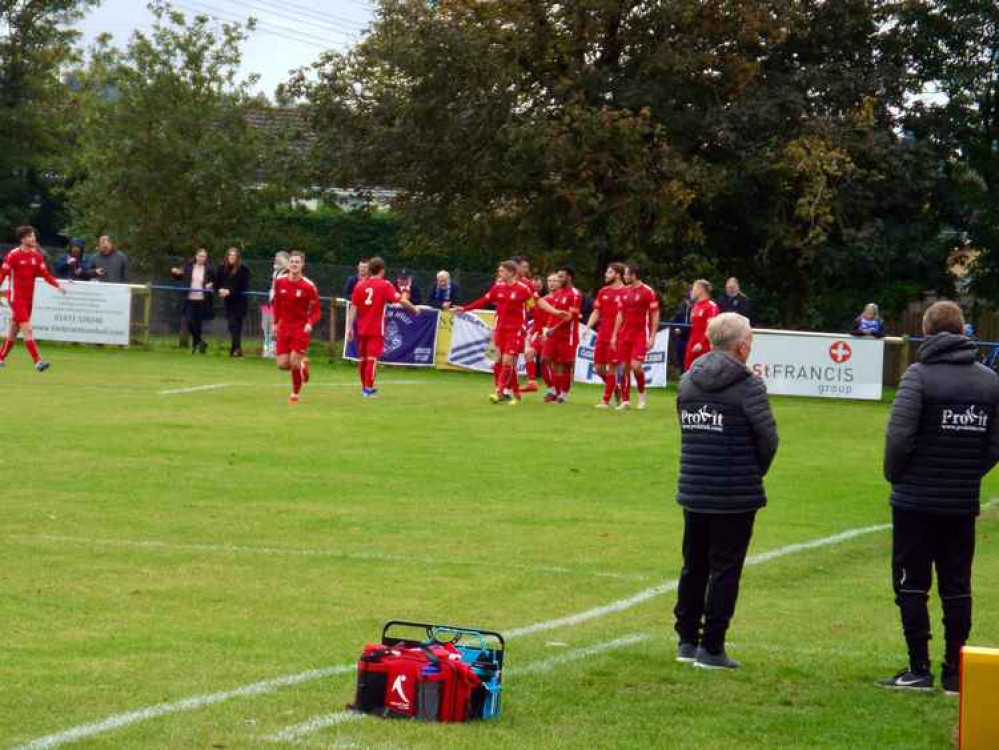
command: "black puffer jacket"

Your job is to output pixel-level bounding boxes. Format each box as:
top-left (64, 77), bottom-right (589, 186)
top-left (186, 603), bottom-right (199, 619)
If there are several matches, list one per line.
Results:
top-left (885, 333), bottom-right (999, 515)
top-left (676, 350), bottom-right (779, 513)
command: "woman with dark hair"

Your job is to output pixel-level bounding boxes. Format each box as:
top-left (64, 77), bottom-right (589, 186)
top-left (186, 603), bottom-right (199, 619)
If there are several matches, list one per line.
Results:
top-left (216, 247), bottom-right (251, 357)
top-left (171, 249), bottom-right (215, 354)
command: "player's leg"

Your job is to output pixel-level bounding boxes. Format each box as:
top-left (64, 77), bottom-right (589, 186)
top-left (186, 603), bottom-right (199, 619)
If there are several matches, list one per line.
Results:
top-left (20, 322), bottom-right (47, 370)
top-left (366, 357), bottom-right (379, 394)
top-left (633, 360), bottom-right (648, 409)
top-left (523, 343), bottom-right (540, 392)
top-left (288, 350), bottom-right (304, 403)
top-left (0, 320), bottom-right (18, 364)
top-left (935, 514), bottom-right (975, 691)
top-left (617, 342), bottom-right (632, 408)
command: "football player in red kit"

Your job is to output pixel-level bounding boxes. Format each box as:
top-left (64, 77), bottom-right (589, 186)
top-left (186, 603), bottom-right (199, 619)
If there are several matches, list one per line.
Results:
top-left (0, 226), bottom-right (67, 371)
top-left (542, 267), bottom-right (583, 404)
top-left (583, 262), bottom-right (626, 408)
top-left (273, 251), bottom-right (320, 404)
top-left (524, 274), bottom-right (551, 394)
top-left (346, 256), bottom-right (420, 398)
top-left (684, 279), bottom-right (720, 370)
top-left (611, 263), bottom-right (660, 410)
top-left (458, 260), bottom-right (567, 405)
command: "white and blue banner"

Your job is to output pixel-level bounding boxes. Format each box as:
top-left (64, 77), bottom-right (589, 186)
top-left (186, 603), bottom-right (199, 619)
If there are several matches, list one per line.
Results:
top-left (574, 328), bottom-right (671, 388)
top-left (0, 279), bottom-right (132, 345)
top-left (447, 312), bottom-right (496, 372)
top-left (343, 304), bottom-right (440, 367)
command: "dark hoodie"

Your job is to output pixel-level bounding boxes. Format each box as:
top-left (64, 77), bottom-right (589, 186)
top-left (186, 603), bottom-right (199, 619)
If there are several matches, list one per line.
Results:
top-left (676, 350), bottom-right (779, 513)
top-left (885, 332), bottom-right (999, 515)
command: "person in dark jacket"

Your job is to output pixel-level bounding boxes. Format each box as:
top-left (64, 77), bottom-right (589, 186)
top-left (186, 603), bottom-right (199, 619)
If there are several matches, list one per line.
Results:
top-left (674, 312), bottom-right (778, 670)
top-left (429, 270), bottom-right (459, 309)
top-left (395, 268), bottom-right (422, 305)
top-left (852, 303), bottom-right (885, 338)
top-left (171, 249), bottom-right (215, 354)
top-left (718, 277), bottom-right (752, 324)
top-left (216, 247), bottom-right (251, 357)
top-left (670, 292), bottom-right (692, 373)
top-left (879, 301), bottom-right (999, 694)
top-left (55, 238), bottom-right (92, 280)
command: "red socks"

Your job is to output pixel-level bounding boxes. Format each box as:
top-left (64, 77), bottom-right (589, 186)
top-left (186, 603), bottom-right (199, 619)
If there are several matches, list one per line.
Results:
top-left (291, 367), bottom-right (302, 395)
top-left (0, 339), bottom-right (12, 361)
top-left (621, 371), bottom-right (631, 402)
top-left (526, 360), bottom-right (537, 381)
top-left (602, 372), bottom-right (617, 403)
top-left (493, 362), bottom-right (502, 390)
top-left (25, 340), bottom-right (40, 363)
top-left (358, 359), bottom-right (366, 386)
top-left (366, 359), bottom-right (378, 389)
top-left (635, 368), bottom-right (646, 394)
top-left (542, 362), bottom-right (553, 388)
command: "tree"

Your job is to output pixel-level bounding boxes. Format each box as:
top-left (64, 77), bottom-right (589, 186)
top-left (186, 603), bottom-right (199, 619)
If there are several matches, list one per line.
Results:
top-left (0, 0), bottom-right (96, 239)
top-left (67, 1), bottom-right (262, 265)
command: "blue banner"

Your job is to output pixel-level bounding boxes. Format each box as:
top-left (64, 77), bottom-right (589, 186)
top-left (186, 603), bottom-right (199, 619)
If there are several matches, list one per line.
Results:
top-left (343, 305), bottom-right (440, 366)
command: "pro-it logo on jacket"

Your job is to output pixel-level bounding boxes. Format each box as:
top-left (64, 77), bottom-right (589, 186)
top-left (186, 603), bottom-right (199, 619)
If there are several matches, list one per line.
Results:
top-left (940, 405), bottom-right (990, 433)
top-left (680, 405), bottom-right (725, 433)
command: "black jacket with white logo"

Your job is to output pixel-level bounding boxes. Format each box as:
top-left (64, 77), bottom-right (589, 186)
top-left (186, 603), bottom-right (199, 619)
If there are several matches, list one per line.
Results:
top-left (676, 351), bottom-right (779, 513)
top-left (885, 333), bottom-right (999, 515)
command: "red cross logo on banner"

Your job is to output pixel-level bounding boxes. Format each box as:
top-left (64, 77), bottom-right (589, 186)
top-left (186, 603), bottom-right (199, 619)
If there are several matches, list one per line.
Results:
top-left (829, 340), bottom-right (852, 363)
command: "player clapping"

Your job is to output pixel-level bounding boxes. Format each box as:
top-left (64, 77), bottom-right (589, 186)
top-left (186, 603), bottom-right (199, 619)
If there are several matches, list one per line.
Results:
top-left (583, 262), bottom-right (626, 408)
top-left (272, 251), bottom-right (320, 405)
top-left (611, 263), bottom-right (660, 410)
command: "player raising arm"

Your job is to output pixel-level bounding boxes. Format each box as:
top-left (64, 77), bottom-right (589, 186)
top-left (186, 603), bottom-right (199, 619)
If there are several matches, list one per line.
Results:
top-left (583, 262), bottom-right (626, 408)
top-left (345, 256), bottom-right (420, 398)
top-left (273, 251), bottom-right (320, 405)
top-left (0, 225), bottom-right (67, 372)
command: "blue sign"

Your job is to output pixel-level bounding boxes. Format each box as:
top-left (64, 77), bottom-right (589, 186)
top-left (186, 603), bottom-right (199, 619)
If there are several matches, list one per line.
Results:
top-left (344, 306), bottom-right (440, 366)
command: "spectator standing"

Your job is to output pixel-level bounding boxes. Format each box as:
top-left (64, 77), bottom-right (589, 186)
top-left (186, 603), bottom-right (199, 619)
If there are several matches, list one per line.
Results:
top-left (880, 301), bottom-right (999, 694)
top-left (216, 247), bottom-right (251, 358)
top-left (670, 292), bottom-right (692, 372)
top-left (684, 280), bottom-right (720, 371)
top-left (719, 277), bottom-right (752, 323)
top-left (343, 259), bottom-right (369, 300)
top-left (262, 251), bottom-right (290, 358)
top-left (171, 249), bottom-right (215, 354)
top-left (674, 313), bottom-right (778, 669)
top-left (852, 303), bottom-right (886, 338)
top-left (55, 238), bottom-right (91, 280)
top-left (395, 268), bottom-right (422, 305)
top-left (89, 235), bottom-right (128, 282)
top-left (429, 270), bottom-right (460, 309)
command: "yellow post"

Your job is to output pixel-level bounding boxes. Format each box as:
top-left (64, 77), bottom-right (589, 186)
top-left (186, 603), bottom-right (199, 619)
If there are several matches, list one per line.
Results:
top-left (141, 284), bottom-right (152, 348)
top-left (960, 646), bottom-right (999, 749)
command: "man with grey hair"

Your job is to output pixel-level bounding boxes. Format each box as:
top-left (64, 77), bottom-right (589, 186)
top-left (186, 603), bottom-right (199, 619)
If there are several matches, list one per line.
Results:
top-left (89, 235), bottom-right (128, 282)
top-left (673, 312), bottom-right (778, 670)
top-left (880, 300), bottom-right (999, 694)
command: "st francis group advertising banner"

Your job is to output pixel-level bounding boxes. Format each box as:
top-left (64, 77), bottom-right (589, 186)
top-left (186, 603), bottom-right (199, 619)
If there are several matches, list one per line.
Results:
top-left (748, 332), bottom-right (884, 400)
top-left (343, 304), bottom-right (440, 366)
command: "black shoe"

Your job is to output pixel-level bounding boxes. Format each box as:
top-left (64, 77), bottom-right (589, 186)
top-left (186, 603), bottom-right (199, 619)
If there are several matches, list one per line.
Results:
top-left (198, 341), bottom-right (208, 354)
top-left (693, 646), bottom-right (740, 670)
top-left (35, 361), bottom-right (50, 372)
top-left (941, 664), bottom-right (959, 696)
top-left (878, 667), bottom-right (933, 691)
top-left (676, 642), bottom-right (697, 663)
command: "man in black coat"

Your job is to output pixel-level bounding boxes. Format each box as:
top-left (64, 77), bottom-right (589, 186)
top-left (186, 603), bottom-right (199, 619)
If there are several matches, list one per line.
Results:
top-left (674, 312), bottom-right (778, 670)
top-left (880, 301), bottom-right (999, 694)
top-left (718, 277), bottom-right (752, 324)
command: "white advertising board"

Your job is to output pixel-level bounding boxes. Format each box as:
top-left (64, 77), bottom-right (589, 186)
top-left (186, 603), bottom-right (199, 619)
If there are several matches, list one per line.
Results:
top-left (0, 280), bottom-right (133, 345)
top-left (748, 332), bottom-right (884, 400)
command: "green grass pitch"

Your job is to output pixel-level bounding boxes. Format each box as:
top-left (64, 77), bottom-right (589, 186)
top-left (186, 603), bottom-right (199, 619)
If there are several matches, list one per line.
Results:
top-left (2, 345), bottom-right (997, 749)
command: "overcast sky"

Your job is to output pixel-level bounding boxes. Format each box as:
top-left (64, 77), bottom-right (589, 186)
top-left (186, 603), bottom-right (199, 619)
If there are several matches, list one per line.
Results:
top-left (78, 0), bottom-right (375, 98)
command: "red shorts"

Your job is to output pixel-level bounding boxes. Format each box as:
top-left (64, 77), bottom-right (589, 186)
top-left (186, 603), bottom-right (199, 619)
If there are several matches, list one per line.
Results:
top-left (618, 338), bottom-right (649, 364)
top-left (276, 330), bottom-right (310, 356)
top-left (357, 334), bottom-right (385, 359)
top-left (494, 328), bottom-right (526, 357)
top-left (9, 300), bottom-right (32, 325)
top-left (593, 340), bottom-right (618, 366)
top-left (527, 335), bottom-right (543, 354)
top-left (543, 336), bottom-right (578, 364)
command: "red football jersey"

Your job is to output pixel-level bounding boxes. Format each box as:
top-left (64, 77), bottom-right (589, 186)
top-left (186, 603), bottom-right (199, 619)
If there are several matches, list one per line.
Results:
top-left (352, 276), bottom-right (402, 337)
top-left (273, 275), bottom-right (320, 331)
top-left (548, 286), bottom-right (583, 345)
top-left (619, 283), bottom-right (659, 341)
top-left (1, 247), bottom-right (60, 307)
top-left (685, 298), bottom-right (720, 368)
top-left (464, 280), bottom-right (533, 331)
top-left (593, 285), bottom-right (625, 343)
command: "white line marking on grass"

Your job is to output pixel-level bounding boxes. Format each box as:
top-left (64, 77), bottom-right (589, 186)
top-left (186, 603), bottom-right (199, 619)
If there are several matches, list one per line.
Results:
top-left (24, 505), bottom-right (999, 750)
top-left (159, 383), bottom-right (237, 395)
top-left (16, 665), bottom-right (356, 750)
top-left (12, 534), bottom-right (651, 582)
top-left (263, 711), bottom-right (365, 743)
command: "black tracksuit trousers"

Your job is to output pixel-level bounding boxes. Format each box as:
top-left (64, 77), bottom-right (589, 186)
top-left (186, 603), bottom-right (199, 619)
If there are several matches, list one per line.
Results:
top-left (674, 509), bottom-right (756, 654)
top-left (892, 508), bottom-right (975, 672)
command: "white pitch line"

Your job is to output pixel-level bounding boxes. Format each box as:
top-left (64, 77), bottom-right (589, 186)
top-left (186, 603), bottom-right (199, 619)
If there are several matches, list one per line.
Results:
top-left (12, 534), bottom-right (651, 583)
top-left (263, 711), bottom-right (365, 743)
top-left (158, 383), bottom-right (237, 396)
top-left (16, 519), bottom-right (900, 750)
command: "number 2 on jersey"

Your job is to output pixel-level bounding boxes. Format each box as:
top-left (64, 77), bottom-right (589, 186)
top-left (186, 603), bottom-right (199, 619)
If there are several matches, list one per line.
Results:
top-left (364, 287), bottom-right (374, 306)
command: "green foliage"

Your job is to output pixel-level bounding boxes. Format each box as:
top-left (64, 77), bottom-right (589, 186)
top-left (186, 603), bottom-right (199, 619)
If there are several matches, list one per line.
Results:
top-left (0, 0), bottom-right (96, 239)
top-left (66, 1), bottom-right (262, 263)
